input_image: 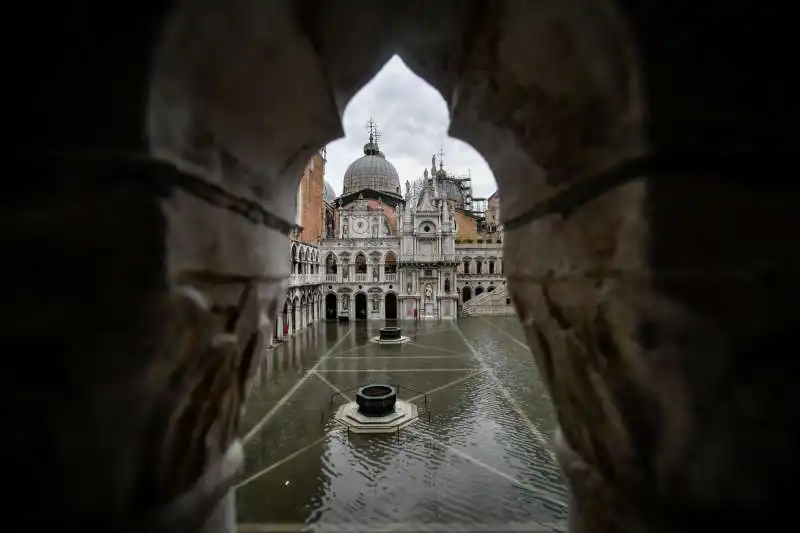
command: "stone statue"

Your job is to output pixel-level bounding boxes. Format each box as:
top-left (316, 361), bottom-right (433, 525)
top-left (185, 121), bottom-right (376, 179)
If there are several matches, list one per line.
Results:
top-left (342, 295), bottom-right (349, 310)
top-left (406, 281), bottom-right (412, 294)
top-left (425, 284), bottom-right (432, 301)
top-left (405, 180), bottom-right (410, 198)
top-left (342, 221), bottom-right (348, 238)
top-left (372, 267), bottom-right (379, 282)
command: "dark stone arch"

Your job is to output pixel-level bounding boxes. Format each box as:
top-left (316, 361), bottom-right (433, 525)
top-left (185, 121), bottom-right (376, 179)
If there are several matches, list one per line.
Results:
top-left (462, 286), bottom-right (472, 302)
top-left (325, 292), bottom-right (337, 320)
top-left (11, 3), bottom-right (800, 532)
top-left (384, 292), bottom-right (398, 319)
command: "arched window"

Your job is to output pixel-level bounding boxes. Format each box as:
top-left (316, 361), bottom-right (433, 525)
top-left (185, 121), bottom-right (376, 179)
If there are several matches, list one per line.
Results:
top-left (476, 260), bottom-right (483, 274)
top-left (291, 244), bottom-right (298, 274)
top-left (355, 253), bottom-right (367, 274)
top-left (463, 258), bottom-right (470, 274)
top-left (325, 253), bottom-right (337, 274)
top-left (488, 260), bottom-right (495, 274)
top-left (384, 251), bottom-right (397, 274)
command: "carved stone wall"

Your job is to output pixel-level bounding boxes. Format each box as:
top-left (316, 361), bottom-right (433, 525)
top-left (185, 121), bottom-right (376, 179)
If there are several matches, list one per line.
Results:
top-left (5, 1), bottom-right (800, 532)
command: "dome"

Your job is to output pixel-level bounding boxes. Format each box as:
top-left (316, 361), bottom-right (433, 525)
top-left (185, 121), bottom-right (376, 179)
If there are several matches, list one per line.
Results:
top-left (342, 136), bottom-right (401, 196)
top-left (439, 177), bottom-right (465, 205)
top-left (323, 181), bottom-right (337, 203)
top-left (432, 165), bottom-right (465, 207)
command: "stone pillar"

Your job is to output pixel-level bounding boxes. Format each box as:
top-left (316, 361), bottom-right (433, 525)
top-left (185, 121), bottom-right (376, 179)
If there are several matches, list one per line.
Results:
top-left (274, 313), bottom-right (282, 344)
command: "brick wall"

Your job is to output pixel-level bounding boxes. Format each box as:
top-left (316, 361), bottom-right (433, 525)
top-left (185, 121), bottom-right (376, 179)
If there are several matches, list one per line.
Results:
top-left (454, 210), bottom-right (480, 239)
top-left (298, 153), bottom-right (325, 243)
top-left (365, 199), bottom-right (398, 233)
top-left (487, 193), bottom-right (500, 226)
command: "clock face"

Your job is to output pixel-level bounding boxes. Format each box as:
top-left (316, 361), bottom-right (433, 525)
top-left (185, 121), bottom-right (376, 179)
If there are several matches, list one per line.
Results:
top-left (352, 217), bottom-right (368, 235)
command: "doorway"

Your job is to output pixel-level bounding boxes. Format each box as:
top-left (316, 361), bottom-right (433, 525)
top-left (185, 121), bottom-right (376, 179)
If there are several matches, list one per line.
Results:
top-left (385, 292), bottom-right (398, 319)
top-left (325, 293), bottom-right (337, 320)
top-left (462, 286), bottom-right (472, 303)
top-left (355, 292), bottom-right (367, 320)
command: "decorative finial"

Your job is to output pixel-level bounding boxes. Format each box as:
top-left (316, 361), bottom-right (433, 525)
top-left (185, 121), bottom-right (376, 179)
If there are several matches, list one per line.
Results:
top-left (437, 146), bottom-right (446, 169)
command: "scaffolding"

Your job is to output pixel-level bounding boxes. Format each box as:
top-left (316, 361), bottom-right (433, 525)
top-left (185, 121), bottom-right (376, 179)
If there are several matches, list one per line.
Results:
top-left (406, 170), bottom-right (485, 219)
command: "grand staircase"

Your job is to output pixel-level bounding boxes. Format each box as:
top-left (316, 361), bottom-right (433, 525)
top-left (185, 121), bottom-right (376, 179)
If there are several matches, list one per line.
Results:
top-left (461, 285), bottom-right (516, 316)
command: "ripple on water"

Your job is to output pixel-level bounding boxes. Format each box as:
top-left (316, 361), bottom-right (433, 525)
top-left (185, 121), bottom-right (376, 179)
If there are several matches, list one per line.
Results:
top-left (240, 319), bottom-right (568, 530)
top-left (311, 386), bottom-right (568, 525)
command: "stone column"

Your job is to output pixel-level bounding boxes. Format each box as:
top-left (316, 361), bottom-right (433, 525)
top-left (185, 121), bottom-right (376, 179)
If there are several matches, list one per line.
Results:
top-left (274, 313), bottom-right (282, 343)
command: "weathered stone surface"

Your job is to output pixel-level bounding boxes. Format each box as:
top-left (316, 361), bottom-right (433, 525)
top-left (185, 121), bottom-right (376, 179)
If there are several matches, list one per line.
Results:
top-left (6, 1), bottom-right (800, 532)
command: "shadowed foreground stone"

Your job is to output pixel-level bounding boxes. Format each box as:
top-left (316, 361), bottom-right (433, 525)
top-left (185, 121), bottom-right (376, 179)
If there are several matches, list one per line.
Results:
top-left (4, 1), bottom-right (799, 532)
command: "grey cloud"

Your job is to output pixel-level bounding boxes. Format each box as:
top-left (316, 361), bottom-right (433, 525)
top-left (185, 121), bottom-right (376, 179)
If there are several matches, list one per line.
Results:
top-left (324, 56), bottom-right (497, 200)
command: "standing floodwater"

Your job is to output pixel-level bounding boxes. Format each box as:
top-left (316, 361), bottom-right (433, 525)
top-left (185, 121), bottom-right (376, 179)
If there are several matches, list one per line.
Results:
top-left (237, 317), bottom-right (568, 531)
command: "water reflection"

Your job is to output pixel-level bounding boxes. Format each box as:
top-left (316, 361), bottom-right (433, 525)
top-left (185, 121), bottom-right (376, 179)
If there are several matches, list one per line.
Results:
top-left (237, 318), bottom-right (568, 531)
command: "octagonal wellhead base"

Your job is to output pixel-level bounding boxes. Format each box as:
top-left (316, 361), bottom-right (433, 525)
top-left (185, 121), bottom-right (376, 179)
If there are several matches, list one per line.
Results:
top-left (334, 399), bottom-right (419, 434)
top-left (369, 334), bottom-right (411, 345)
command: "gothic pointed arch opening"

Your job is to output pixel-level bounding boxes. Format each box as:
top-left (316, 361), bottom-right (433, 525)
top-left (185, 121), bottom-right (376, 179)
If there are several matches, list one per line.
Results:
top-left (325, 293), bottom-right (337, 320)
top-left (325, 253), bottom-right (337, 274)
top-left (292, 296), bottom-right (299, 331)
top-left (355, 292), bottom-right (367, 320)
top-left (291, 244), bottom-right (298, 274)
top-left (385, 292), bottom-right (398, 320)
top-left (475, 286), bottom-right (484, 297)
top-left (38, 4), bottom-right (800, 533)
top-left (462, 286), bottom-right (472, 302)
top-left (384, 251), bottom-right (397, 274)
top-left (355, 253), bottom-right (367, 274)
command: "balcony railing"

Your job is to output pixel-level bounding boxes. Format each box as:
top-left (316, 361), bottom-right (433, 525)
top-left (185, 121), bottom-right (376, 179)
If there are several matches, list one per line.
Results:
top-left (289, 274), bottom-right (323, 286)
top-left (384, 273), bottom-right (398, 282)
top-left (398, 254), bottom-right (460, 265)
top-left (354, 273), bottom-right (368, 282)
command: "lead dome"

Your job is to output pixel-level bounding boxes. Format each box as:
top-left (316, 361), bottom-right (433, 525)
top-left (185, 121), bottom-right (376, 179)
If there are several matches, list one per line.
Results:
top-left (342, 134), bottom-right (401, 196)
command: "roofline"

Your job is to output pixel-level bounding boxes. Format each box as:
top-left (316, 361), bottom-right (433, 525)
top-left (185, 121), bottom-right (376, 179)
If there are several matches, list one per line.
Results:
top-left (338, 188), bottom-right (405, 203)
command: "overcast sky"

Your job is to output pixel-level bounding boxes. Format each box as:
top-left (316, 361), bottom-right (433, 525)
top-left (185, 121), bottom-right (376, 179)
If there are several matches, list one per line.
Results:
top-left (324, 55), bottom-right (498, 200)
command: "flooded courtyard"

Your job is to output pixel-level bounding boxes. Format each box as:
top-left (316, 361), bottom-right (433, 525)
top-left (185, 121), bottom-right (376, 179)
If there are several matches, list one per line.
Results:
top-left (236, 317), bottom-right (568, 532)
